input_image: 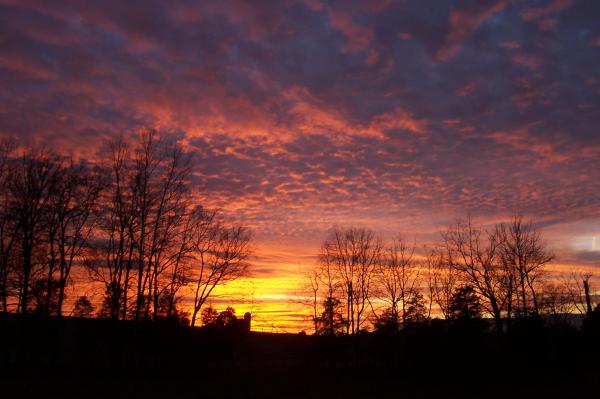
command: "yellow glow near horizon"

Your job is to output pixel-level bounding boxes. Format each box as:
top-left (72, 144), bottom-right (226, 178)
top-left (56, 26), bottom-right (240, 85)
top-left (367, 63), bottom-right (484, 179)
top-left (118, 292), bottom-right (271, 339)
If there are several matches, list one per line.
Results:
top-left (53, 239), bottom-right (600, 335)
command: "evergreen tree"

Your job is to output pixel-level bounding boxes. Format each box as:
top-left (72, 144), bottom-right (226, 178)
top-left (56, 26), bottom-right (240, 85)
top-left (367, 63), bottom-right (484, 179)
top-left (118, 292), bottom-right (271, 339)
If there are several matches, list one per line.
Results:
top-left (316, 297), bottom-right (346, 335)
top-left (448, 285), bottom-right (482, 320)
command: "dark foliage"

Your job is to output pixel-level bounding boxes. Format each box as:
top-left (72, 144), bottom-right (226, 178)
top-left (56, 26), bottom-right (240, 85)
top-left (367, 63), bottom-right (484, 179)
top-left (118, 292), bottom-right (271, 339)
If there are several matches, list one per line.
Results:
top-left (0, 313), bottom-right (598, 398)
top-left (448, 285), bottom-right (482, 320)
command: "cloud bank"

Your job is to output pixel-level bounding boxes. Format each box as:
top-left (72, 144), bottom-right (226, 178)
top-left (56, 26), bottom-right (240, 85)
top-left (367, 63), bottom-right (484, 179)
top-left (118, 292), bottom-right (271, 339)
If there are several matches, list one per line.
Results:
top-left (1, 0), bottom-right (600, 274)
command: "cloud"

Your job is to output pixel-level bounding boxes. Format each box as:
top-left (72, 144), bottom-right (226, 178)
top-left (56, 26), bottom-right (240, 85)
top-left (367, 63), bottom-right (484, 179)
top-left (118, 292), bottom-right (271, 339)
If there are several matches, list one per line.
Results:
top-left (520, 0), bottom-right (575, 31)
top-left (573, 250), bottom-right (600, 264)
top-left (435, 0), bottom-right (506, 61)
top-left (0, 0), bottom-right (599, 272)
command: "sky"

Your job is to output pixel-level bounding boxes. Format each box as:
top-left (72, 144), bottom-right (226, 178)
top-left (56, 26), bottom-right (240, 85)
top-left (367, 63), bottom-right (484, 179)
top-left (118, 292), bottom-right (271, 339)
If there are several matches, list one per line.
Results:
top-left (1, 0), bottom-right (600, 331)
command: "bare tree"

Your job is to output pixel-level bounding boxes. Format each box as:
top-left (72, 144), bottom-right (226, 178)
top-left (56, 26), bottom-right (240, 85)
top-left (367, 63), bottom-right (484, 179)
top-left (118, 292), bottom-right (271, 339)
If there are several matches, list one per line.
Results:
top-left (296, 267), bottom-right (321, 334)
top-left (142, 137), bottom-right (192, 320)
top-left (162, 206), bottom-right (205, 320)
top-left (425, 245), bottom-right (461, 320)
top-left (497, 216), bottom-right (554, 318)
top-left (0, 138), bottom-right (17, 312)
top-left (0, 146), bottom-right (101, 316)
top-left (190, 217), bottom-right (251, 327)
top-left (441, 218), bottom-right (509, 333)
top-left (375, 235), bottom-right (420, 330)
top-left (319, 227), bottom-right (382, 334)
top-left (541, 272), bottom-right (594, 318)
top-left (8, 149), bottom-right (61, 314)
top-left (50, 161), bottom-right (104, 316)
top-left (539, 281), bottom-right (576, 322)
top-left (312, 246), bottom-right (344, 335)
top-left (89, 130), bottom-right (193, 321)
top-left (87, 137), bottom-right (135, 320)
top-left (0, 132), bottom-right (255, 322)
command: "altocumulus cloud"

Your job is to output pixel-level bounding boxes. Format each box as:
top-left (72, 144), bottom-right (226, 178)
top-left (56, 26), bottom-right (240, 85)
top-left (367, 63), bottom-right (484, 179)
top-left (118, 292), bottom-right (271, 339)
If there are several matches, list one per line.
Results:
top-left (1, 0), bottom-right (600, 267)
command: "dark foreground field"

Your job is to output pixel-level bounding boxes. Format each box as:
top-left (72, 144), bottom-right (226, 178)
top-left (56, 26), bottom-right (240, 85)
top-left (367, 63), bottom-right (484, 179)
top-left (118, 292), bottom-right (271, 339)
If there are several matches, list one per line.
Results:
top-left (1, 314), bottom-right (599, 398)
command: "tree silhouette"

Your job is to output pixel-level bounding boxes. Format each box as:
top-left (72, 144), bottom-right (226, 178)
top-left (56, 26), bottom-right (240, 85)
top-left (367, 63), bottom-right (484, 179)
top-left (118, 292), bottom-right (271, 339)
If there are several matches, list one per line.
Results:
top-left (441, 218), bottom-right (509, 333)
top-left (79, 130), bottom-right (252, 324)
top-left (8, 149), bottom-right (61, 314)
top-left (215, 306), bottom-right (237, 328)
top-left (425, 247), bottom-right (461, 320)
top-left (405, 292), bottom-right (427, 324)
top-left (319, 227), bottom-right (382, 334)
top-left (375, 234), bottom-right (420, 330)
top-left (72, 295), bottom-right (95, 317)
top-left (373, 308), bottom-right (399, 334)
top-left (315, 296), bottom-right (346, 336)
top-left (0, 138), bottom-right (17, 313)
top-left (497, 216), bottom-right (554, 318)
top-left (200, 305), bottom-right (219, 326)
top-left (190, 221), bottom-right (251, 326)
top-left (448, 285), bottom-right (482, 320)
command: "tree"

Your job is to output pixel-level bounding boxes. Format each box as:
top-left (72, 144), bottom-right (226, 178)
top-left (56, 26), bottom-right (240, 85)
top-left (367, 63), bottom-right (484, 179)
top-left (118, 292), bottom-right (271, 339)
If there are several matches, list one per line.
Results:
top-left (441, 218), bottom-right (509, 333)
top-left (8, 149), bottom-right (61, 314)
top-left (215, 306), bottom-right (237, 328)
top-left (497, 216), bottom-right (554, 318)
top-left (0, 138), bottom-right (17, 312)
top-left (30, 277), bottom-right (60, 314)
top-left (84, 136), bottom-right (136, 320)
top-left (404, 292), bottom-right (427, 324)
top-left (88, 130), bottom-right (195, 321)
top-left (539, 281), bottom-right (574, 323)
top-left (296, 267), bottom-right (321, 334)
top-left (426, 246), bottom-right (461, 320)
top-left (89, 136), bottom-right (135, 320)
top-left (97, 281), bottom-right (123, 319)
top-left (373, 307), bottom-right (397, 334)
top-left (72, 295), bottom-right (95, 317)
top-left (190, 221), bottom-right (252, 326)
top-left (79, 130), bottom-right (252, 325)
top-left (0, 131), bottom-right (255, 322)
top-left (200, 305), bottom-right (219, 326)
top-left (128, 129), bottom-right (192, 321)
top-left (539, 272), bottom-right (594, 322)
top-left (312, 247), bottom-right (341, 332)
top-left (45, 160), bottom-right (103, 316)
top-left (162, 206), bottom-right (204, 320)
top-left (583, 274), bottom-right (594, 316)
top-left (307, 268), bottom-right (320, 334)
top-left (375, 235), bottom-right (420, 330)
top-left (152, 291), bottom-right (189, 324)
top-left (319, 227), bottom-right (382, 334)
top-left (448, 285), bottom-right (482, 320)
top-left (315, 296), bottom-right (346, 336)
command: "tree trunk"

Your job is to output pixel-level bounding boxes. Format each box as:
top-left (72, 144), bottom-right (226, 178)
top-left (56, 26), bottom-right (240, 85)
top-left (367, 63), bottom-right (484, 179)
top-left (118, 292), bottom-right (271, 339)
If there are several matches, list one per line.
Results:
top-left (20, 240), bottom-right (32, 314)
top-left (584, 280), bottom-right (593, 315)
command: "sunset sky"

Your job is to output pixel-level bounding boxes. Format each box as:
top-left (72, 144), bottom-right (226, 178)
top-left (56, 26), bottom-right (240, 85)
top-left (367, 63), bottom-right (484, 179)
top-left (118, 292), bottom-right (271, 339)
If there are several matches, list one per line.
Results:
top-left (1, 0), bottom-right (600, 331)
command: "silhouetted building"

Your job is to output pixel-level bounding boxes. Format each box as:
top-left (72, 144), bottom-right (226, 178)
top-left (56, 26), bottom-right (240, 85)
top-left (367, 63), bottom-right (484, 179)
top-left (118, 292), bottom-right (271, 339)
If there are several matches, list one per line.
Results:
top-left (243, 312), bottom-right (251, 332)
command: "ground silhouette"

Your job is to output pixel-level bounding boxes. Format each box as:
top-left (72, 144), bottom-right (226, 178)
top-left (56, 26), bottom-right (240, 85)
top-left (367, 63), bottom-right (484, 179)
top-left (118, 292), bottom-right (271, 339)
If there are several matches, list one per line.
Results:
top-left (1, 312), bottom-right (599, 398)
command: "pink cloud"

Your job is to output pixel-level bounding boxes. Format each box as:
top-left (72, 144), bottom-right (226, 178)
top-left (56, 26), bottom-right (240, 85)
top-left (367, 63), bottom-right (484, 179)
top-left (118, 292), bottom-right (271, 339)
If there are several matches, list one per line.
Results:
top-left (513, 53), bottom-right (545, 73)
top-left (436, 0), bottom-right (506, 62)
top-left (520, 0), bottom-right (575, 31)
top-left (327, 8), bottom-right (379, 64)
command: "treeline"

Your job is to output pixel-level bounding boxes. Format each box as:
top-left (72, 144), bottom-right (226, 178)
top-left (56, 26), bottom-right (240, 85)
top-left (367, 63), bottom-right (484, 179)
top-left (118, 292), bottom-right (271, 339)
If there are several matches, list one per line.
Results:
top-left (307, 220), bottom-right (596, 335)
top-left (0, 130), bottom-right (251, 325)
